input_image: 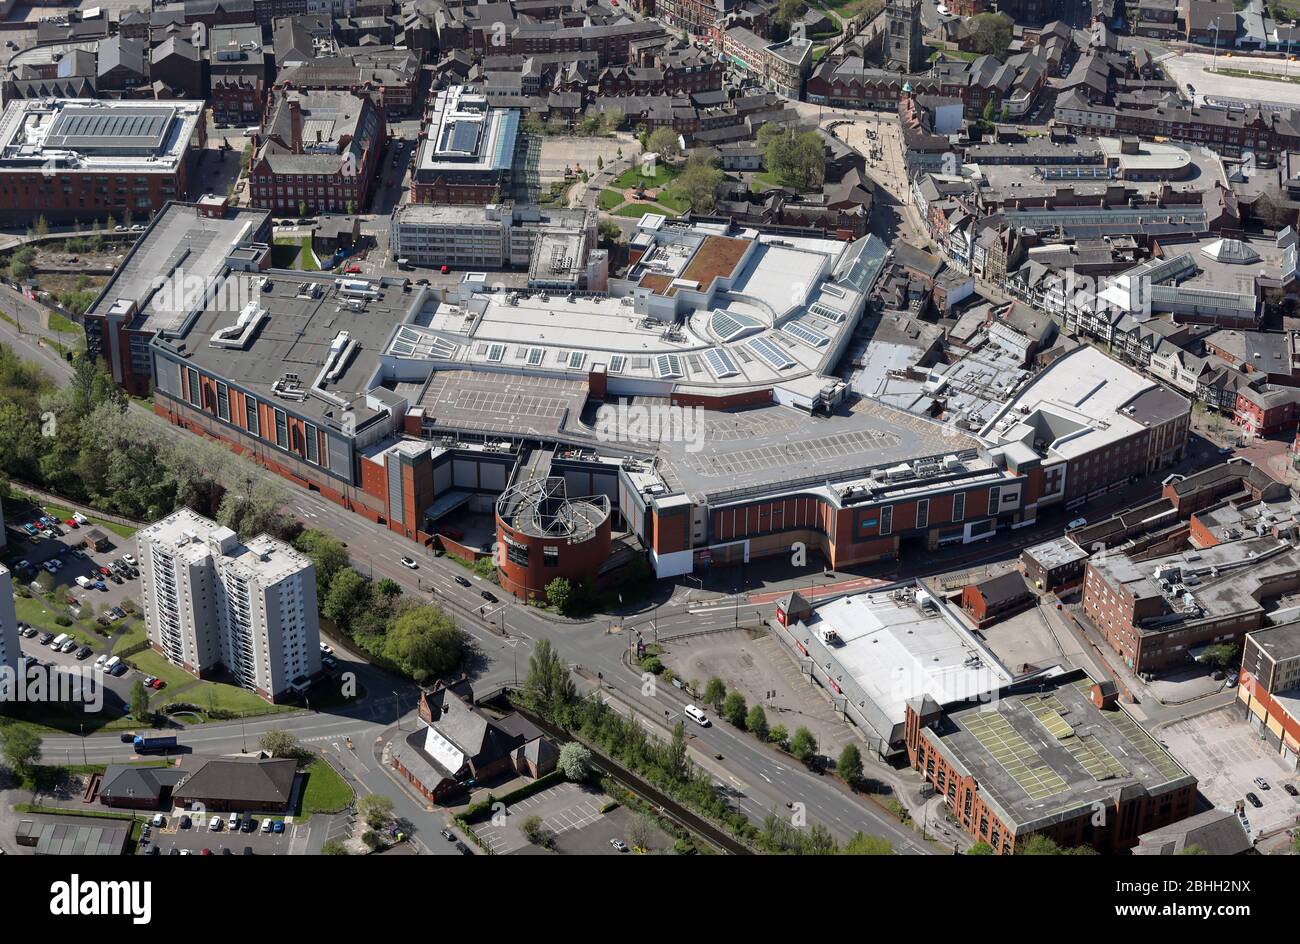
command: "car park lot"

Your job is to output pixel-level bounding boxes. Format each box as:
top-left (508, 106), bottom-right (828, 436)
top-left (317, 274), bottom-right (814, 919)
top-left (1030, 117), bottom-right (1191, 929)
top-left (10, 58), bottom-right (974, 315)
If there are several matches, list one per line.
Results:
top-left (1160, 706), bottom-right (1300, 838)
top-left (140, 815), bottom-right (307, 856)
top-left (472, 782), bottom-right (607, 855)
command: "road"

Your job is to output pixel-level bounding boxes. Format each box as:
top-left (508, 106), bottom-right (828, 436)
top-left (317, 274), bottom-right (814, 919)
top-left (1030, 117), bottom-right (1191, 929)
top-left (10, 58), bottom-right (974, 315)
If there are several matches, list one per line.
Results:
top-left (1159, 49), bottom-right (1300, 109)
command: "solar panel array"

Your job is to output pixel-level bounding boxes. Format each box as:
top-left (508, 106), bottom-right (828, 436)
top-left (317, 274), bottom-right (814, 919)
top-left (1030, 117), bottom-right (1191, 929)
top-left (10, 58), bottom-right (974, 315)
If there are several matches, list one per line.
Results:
top-left (808, 303), bottom-right (846, 323)
top-left (486, 343), bottom-right (505, 362)
top-left (567, 351), bottom-right (586, 370)
top-left (654, 353), bottom-right (683, 379)
top-left (703, 347), bottom-right (738, 379)
top-left (747, 336), bottom-right (795, 370)
top-left (781, 320), bottom-right (829, 348)
top-left (710, 309), bottom-right (762, 342)
top-left (526, 347), bottom-right (544, 366)
top-left (608, 355), bottom-right (626, 373)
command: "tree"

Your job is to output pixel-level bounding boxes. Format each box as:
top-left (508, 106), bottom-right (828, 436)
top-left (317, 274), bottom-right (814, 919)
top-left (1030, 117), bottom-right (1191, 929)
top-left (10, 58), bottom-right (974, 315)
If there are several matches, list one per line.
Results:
top-left (628, 813), bottom-right (654, 851)
top-left (667, 721), bottom-right (688, 782)
top-left (323, 568), bottom-right (371, 629)
top-left (321, 840), bottom-right (349, 855)
top-left (33, 215), bottom-right (49, 237)
top-left (216, 474), bottom-right (293, 541)
top-left (597, 219), bottom-right (622, 244)
top-left (294, 530), bottom-right (350, 597)
top-left (967, 842), bottom-right (996, 855)
top-left (521, 814), bottom-right (554, 847)
top-left (545, 577), bottom-right (574, 613)
top-left (130, 679), bottom-right (150, 721)
top-left (0, 724), bottom-right (42, 778)
top-left (722, 690), bottom-right (748, 727)
top-left (359, 793), bottom-right (395, 829)
top-left (745, 704), bottom-right (768, 740)
top-left (768, 724), bottom-right (788, 747)
top-left (762, 128), bottom-right (825, 191)
top-left (837, 743), bottom-right (864, 787)
top-left (522, 638), bottom-right (576, 716)
top-left (1177, 844), bottom-right (1208, 855)
top-left (672, 156), bottom-right (724, 212)
top-left (968, 12), bottom-right (1013, 60)
top-left (557, 741), bottom-right (592, 781)
top-left (841, 832), bottom-right (892, 855)
top-left (646, 126), bottom-right (682, 161)
top-left (1200, 643), bottom-right (1238, 671)
top-left (703, 677), bottom-right (727, 710)
top-left (383, 606), bottom-right (466, 683)
top-left (258, 729), bottom-right (300, 758)
top-left (596, 155), bottom-right (604, 170)
top-left (789, 727), bottom-right (818, 766)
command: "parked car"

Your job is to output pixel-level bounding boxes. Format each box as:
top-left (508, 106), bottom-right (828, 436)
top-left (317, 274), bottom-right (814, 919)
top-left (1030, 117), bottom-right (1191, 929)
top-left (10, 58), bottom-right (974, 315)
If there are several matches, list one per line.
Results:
top-left (180, 815), bottom-right (192, 829)
top-left (272, 820), bottom-right (284, 834)
top-left (1067, 517), bottom-right (1088, 530)
top-left (38, 632), bottom-right (54, 645)
top-left (609, 838), bottom-right (628, 852)
top-left (1285, 784), bottom-right (1298, 797)
top-left (149, 678), bottom-right (165, 690)
top-left (151, 814), bottom-right (165, 827)
top-left (123, 554), bottom-right (137, 567)
top-left (1254, 777), bottom-right (1271, 791)
top-left (75, 646), bottom-right (92, 660)
top-left (261, 818), bottom-right (273, 833)
top-left (440, 828), bottom-right (455, 841)
top-left (1246, 792), bottom-right (1263, 808)
top-left (209, 816), bottom-right (222, 831)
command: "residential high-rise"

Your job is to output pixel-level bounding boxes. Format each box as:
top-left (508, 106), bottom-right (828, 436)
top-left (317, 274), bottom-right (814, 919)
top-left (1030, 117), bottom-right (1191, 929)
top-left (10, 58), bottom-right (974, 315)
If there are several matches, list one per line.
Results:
top-left (884, 0), bottom-right (924, 73)
top-left (137, 509), bottom-right (320, 703)
top-left (0, 566), bottom-right (19, 704)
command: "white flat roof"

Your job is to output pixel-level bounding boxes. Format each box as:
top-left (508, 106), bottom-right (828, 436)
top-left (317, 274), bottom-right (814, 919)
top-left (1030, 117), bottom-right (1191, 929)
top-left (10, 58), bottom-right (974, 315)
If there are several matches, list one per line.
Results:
top-left (805, 589), bottom-right (1013, 731)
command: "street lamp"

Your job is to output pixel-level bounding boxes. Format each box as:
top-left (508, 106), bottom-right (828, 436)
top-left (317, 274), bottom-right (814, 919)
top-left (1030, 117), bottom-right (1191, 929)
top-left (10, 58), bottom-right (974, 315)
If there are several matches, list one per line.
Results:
top-left (1211, 20), bottom-right (1220, 75)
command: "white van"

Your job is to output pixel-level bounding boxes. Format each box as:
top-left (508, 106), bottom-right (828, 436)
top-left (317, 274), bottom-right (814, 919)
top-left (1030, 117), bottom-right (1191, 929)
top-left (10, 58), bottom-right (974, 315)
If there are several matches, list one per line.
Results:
top-left (103, 656), bottom-right (121, 672)
top-left (684, 704), bottom-right (710, 727)
top-left (49, 633), bottom-right (70, 650)
top-left (75, 575), bottom-right (92, 589)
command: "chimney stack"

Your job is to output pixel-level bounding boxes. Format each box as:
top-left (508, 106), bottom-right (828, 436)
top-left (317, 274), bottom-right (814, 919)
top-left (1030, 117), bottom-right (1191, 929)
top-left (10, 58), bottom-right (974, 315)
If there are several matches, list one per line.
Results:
top-left (288, 94), bottom-right (303, 153)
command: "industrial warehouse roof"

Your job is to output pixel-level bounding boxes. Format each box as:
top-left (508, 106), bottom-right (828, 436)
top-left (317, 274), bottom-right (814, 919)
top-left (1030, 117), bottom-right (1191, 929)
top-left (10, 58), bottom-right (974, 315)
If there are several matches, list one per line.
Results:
top-left (155, 269), bottom-right (420, 429)
top-left (980, 345), bottom-right (1189, 463)
top-left (786, 585), bottom-right (1014, 748)
top-left (0, 98), bottom-right (204, 174)
top-left (927, 672), bottom-right (1194, 833)
top-left (88, 201), bottom-right (270, 334)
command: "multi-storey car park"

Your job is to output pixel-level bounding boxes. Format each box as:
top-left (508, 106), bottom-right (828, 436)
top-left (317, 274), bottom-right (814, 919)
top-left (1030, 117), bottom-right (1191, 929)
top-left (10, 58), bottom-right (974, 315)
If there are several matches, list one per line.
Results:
top-left (88, 200), bottom-right (1193, 600)
top-left (0, 97), bottom-right (206, 223)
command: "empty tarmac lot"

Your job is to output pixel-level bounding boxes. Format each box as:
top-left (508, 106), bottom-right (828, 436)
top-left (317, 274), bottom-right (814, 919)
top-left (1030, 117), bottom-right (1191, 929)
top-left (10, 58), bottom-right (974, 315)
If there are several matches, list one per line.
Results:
top-left (1161, 706), bottom-right (1300, 838)
top-left (473, 782), bottom-right (606, 855)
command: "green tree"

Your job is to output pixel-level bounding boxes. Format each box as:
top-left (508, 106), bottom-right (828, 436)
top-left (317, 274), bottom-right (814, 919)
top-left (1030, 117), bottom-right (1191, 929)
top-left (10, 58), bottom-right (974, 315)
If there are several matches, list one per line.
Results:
top-left (216, 474), bottom-right (293, 540)
top-left (383, 606), bottom-right (466, 683)
top-left (672, 156), bottom-right (724, 212)
top-left (768, 724), bottom-right (789, 747)
top-left (1177, 843), bottom-right (1208, 855)
top-left (321, 840), bottom-right (348, 855)
top-left (596, 155), bottom-right (604, 170)
top-left (703, 677), bottom-right (727, 710)
top-left (646, 126), bottom-right (682, 161)
top-left (722, 690), bottom-right (748, 727)
top-left (837, 743), bottom-right (864, 787)
top-left (557, 741), bottom-right (592, 781)
top-left (790, 727), bottom-right (818, 766)
top-left (841, 832), bottom-right (892, 855)
top-left (745, 704), bottom-right (768, 740)
top-left (130, 679), bottom-right (150, 721)
top-left (521, 814), bottom-right (554, 847)
top-left (967, 841), bottom-right (996, 855)
top-left (545, 577), bottom-right (574, 613)
top-left (1201, 643), bottom-right (1238, 671)
top-left (0, 724), bottom-right (42, 777)
top-left (968, 12), bottom-right (1013, 60)
top-left (522, 638), bottom-right (576, 717)
top-left (666, 721), bottom-right (688, 782)
top-left (257, 729), bottom-right (300, 758)
top-left (323, 568), bottom-right (371, 629)
top-left (359, 793), bottom-right (395, 829)
top-left (294, 530), bottom-right (350, 597)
